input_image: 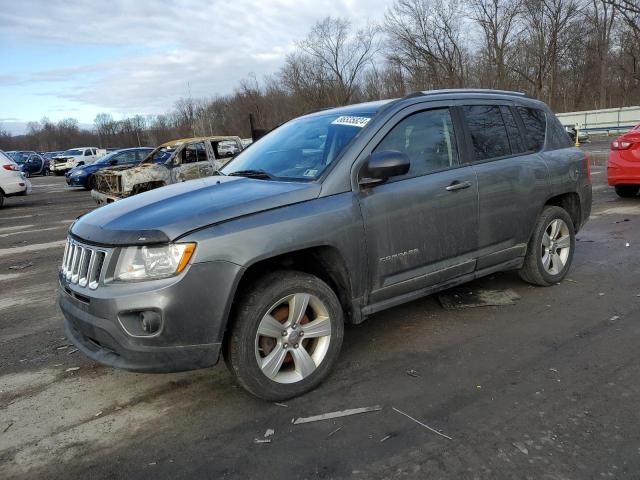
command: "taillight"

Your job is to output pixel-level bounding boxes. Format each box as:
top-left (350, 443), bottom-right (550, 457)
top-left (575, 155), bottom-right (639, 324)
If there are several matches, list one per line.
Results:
top-left (585, 153), bottom-right (591, 183)
top-left (2, 164), bottom-right (18, 171)
top-left (611, 140), bottom-right (634, 150)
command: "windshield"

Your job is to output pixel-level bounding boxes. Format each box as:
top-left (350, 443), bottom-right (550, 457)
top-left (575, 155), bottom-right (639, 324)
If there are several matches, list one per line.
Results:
top-left (93, 150), bottom-right (121, 165)
top-left (9, 152), bottom-right (30, 164)
top-left (221, 113), bottom-right (373, 180)
top-left (143, 147), bottom-right (176, 164)
top-left (62, 149), bottom-right (83, 156)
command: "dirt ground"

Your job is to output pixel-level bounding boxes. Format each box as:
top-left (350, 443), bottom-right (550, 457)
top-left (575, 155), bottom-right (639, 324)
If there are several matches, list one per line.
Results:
top-left (1, 145), bottom-right (639, 479)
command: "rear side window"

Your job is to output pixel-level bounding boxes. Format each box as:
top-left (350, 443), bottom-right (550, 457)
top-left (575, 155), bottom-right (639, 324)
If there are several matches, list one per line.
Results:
top-left (516, 107), bottom-right (546, 151)
top-left (463, 105), bottom-right (511, 161)
top-left (545, 113), bottom-right (573, 150)
top-left (500, 106), bottom-right (526, 154)
top-left (374, 108), bottom-right (459, 179)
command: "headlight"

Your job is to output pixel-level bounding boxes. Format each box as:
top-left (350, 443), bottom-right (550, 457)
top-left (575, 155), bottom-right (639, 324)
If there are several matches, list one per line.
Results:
top-left (114, 243), bottom-right (196, 281)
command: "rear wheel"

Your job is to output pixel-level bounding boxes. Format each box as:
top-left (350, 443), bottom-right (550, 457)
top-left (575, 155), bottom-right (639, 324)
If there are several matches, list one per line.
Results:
top-left (614, 185), bottom-right (639, 198)
top-left (225, 270), bottom-right (344, 400)
top-left (519, 206), bottom-right (575, 286)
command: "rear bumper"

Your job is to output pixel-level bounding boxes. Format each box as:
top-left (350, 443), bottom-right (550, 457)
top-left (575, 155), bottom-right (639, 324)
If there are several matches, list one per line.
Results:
top-left (608, 153), bottom-right (640, 186)
top-left (4, 176), bottom-right (31, 196)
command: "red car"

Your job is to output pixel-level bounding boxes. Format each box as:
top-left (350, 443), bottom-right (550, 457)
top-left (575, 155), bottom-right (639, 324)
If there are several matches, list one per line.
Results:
top-left (608, 123), bottom-right (640, 197)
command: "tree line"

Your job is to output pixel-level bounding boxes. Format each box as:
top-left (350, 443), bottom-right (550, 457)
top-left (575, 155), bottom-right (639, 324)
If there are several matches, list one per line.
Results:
top-left (1, 0), bottom-right (638, 152)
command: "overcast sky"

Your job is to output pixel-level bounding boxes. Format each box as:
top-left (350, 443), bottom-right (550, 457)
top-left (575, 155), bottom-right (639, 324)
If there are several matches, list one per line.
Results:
top-left (0, 0), bottom-right (389, 134)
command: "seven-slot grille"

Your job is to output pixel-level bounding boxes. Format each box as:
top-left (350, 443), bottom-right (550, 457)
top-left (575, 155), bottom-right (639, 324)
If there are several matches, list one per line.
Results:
top-left (61, 239), bottom-right (109, 289)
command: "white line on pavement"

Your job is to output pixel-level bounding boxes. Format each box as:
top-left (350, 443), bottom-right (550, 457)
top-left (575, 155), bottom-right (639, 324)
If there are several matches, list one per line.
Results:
top-left (0, 225), bottom-right (34, 234)
top-left (0, 273), bottom-right (23, 282)
top-left (0, 226), bottom-right (63, 238)
top-left (0, 240), bottom-right (67, 258)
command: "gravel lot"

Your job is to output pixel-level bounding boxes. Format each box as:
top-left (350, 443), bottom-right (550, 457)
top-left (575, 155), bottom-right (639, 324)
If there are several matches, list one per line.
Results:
top-left (1, 146), bottom-right (639, 479)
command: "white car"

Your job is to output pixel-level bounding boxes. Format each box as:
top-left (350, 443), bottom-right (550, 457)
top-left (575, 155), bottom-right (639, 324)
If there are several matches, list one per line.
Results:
top-left (50, 147), bottom-right (107, 175)
top-left (0, 150), bottom-right (32, 208)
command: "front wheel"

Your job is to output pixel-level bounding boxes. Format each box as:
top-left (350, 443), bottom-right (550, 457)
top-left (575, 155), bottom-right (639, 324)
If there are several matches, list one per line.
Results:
top-left (519, 206), bottom-right (575, 286)
top-left (615, 185), bottom-right (639, 198)
top-left (225, 270), bottom-right (344, 400)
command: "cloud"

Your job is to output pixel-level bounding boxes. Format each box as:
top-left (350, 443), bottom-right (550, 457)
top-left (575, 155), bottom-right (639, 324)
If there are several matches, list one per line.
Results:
top-left (0, 0), bottom-right (390, 119)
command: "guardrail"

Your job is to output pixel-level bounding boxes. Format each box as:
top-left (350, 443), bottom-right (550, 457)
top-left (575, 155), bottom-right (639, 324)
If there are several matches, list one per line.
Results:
top-left (556, 106), bottom-right (640, 134)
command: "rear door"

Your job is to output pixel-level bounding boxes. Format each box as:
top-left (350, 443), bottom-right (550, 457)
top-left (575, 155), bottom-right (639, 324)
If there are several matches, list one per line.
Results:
top-left (356, 105), bottom-right (479, 304)
top-left (460, 103), bottom-right (549, 269)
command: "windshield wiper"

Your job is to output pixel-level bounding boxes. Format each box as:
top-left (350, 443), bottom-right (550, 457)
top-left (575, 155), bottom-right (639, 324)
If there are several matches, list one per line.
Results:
top-left (227, 169), bottom-right (275, 180)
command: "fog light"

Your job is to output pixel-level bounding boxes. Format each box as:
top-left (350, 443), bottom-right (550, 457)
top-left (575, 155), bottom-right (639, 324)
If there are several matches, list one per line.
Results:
top-left (118, 309), bottom-right (163, 337)
top-left (140, 311), bottom-right (161, 334)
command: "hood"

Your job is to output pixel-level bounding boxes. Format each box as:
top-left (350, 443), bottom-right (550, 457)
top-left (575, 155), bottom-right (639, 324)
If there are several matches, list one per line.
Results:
top-left (71, 176), bottom-right (321, 245)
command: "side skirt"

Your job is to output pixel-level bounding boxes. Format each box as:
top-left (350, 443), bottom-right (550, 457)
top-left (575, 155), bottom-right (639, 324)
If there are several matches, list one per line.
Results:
top-left (361, 257), bottom-right (524, 317)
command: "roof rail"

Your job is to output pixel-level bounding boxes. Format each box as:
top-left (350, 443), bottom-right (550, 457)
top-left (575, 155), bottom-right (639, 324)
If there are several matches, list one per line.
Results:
top-left (408, 88), bottom-right (528, 98)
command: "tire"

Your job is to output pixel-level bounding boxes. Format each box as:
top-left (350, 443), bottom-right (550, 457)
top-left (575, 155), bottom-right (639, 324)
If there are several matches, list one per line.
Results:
top-left (519, 206), bottom-right (576, 286)
top-left (0, 190), bottom-right (4, 209)
top-left (85, 175), bottom-right (94, 191)
top-left (24, 171), bottom-right (31, 178)
top-left (224, 270), bottom-right (344, 400)
top-left (615, 185), bottom-right (639, 198)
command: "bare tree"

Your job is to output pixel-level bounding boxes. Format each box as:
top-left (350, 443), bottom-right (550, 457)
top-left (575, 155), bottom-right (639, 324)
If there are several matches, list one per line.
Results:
top-left (512, 0), bottom-right (583, 107)
top-left (385, 0), bottom-right (469, 90)
top-left (467, 0), bottom-right (522, 88)
top-left (298, 16), bottom-right (380, 104)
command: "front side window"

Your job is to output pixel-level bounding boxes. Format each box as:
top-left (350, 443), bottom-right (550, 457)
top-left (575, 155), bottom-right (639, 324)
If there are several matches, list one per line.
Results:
top-left (181, 143), bottom-right (207, 164)
top-left (222, 112), bottom-right (374, 180)
top-left (463, 105), bottom-right (511, 161)
top-left (373, 109), bottom-right (459, 179)
top-left (516, 106), bottom-right (546, 151)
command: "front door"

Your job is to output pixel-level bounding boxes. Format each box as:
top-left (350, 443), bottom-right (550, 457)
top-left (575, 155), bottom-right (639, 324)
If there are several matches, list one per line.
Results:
top-left (356, 107), bottom-right (479, 304)
top-left (171, 142), bottom-right (210, 182)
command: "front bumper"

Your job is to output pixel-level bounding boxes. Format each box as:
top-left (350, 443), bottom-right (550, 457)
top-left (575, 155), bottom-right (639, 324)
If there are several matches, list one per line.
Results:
top-left (58, 259), bottom-right (243, 373)
top-left (66, 174), bottom-right (88, 188)
top-left (91, 189), bottom-right (120, 205)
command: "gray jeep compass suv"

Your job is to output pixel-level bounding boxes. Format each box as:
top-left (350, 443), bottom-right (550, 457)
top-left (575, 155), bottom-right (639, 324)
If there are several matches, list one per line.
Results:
top-left (59, 89), bottom-right (592, 400)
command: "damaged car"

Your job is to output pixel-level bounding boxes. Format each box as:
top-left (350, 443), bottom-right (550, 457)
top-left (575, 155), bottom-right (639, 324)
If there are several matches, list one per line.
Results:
top-left (59, 90), bottom-right (592, 400)
top-left (90, 136), bottom-right (243, 205)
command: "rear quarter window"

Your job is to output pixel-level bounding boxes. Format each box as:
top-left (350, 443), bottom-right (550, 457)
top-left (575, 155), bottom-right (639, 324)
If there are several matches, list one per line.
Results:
top-left (545, 113), bottom-right (573, 150)
top-left (516, 107), bottom-right (546, 152)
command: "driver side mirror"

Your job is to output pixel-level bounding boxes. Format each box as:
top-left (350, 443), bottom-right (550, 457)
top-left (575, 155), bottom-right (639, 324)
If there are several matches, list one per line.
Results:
top-left (359, 150), bottom-right (410, 187)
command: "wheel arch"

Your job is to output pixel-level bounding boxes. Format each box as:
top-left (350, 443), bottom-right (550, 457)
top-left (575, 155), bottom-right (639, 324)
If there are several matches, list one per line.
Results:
top-left (226, 245), bottom-right (359, 335)
top-left (544, 192), bottom-right (582, 231)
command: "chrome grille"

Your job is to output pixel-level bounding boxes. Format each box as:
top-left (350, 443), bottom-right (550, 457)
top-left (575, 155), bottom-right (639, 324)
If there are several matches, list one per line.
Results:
top-left (61, 238), bottom-right (110, 290)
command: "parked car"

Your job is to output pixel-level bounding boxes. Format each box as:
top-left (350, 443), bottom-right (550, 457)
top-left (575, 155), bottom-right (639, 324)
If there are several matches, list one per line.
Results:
top-left (59, 89), bottom-right (592, 400)
top-left (22, 153), bottom-right (49, 177)
top-left (0, 150), bottom-right (31, 208)
top-left (608, 122), bottom-right (640, 197)
top-left (5, 151), bottom-right (49, 177)
top-left (564, 125), bottom-right (589, 143)
top-left (44, 151), bottom-right (63, 160)
top-left (90, 136), bottom-right (243, 205)
top-left (66, 148), bottom-right (154, 190)
top-left (50, 147), bottom-right (107, 175)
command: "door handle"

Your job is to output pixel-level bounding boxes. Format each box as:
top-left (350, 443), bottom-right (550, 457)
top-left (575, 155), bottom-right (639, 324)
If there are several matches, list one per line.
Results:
top-left (445, 181), bottom-right (472, 191)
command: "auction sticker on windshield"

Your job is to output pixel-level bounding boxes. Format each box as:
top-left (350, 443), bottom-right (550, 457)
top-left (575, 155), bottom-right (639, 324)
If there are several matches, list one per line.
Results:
top-left (331, 116), bottom-right (371, 128)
